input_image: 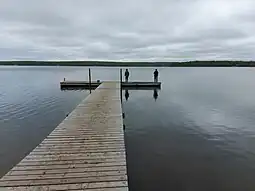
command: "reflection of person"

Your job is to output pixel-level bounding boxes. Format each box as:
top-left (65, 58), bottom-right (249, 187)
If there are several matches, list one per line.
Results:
top-left (124, 69), bottom-right (130, 82)
top-left (125, 90), bottom-right (129, 101)
top-left (154, 69), bottom-right (159, 82)
top-left (153, 89), bottom-right (158, 101)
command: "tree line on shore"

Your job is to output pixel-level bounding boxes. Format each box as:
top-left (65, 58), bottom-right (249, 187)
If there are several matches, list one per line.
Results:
top-left (0, 60), bottom-right (255, 67)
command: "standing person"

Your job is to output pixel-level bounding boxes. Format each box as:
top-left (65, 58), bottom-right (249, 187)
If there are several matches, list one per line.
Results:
top-left (124, 69), bottom-right (130, 82)
top-left (154, 69), bottom-right (159, 82)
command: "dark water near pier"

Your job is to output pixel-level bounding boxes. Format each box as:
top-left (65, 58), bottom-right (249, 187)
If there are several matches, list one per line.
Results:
top-left (1, 66), bottom-right (255, 191)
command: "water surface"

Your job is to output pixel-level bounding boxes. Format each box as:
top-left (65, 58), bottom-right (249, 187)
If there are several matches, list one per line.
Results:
top-left (1, 66), bottom-right (255, 191)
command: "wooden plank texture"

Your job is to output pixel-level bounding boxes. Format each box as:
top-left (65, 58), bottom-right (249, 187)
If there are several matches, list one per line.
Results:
top-left (0, 82), bottom-right (128, 190)
top-left (60, 80), bottom-right (161, 90)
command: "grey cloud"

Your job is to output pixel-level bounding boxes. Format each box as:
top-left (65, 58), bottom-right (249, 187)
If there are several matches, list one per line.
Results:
top-left (0, 0), bottom-right (255, 61)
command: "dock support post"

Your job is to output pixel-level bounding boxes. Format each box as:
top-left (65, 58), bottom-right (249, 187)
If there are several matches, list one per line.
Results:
top-left (89, 68), bottom-right (92, 94)
top-left (120, 68), bottom-right (123, 102)
top-left (120, 68), bottom-right (123, 84)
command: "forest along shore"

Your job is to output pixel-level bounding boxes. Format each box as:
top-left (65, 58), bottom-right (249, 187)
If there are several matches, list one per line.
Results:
top-left (0, 61), bottom-right (254, 67)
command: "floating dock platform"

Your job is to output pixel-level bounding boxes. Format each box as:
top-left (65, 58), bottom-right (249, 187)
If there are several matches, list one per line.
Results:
top-left (60, 81), bottom-right (161, 90)
top-left (0, 82), bottom-right (129, 190)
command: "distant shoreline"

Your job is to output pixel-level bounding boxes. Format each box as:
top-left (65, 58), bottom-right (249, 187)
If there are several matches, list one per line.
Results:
top-left (0, 61), bottom-right (254, 67)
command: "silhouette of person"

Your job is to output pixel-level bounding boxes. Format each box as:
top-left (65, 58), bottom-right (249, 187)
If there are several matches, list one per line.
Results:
top-left (124, 69), bottom-right (130, 82)
top-left (153, 89), bottom-right (158, 101)
top-left (154, 69), bottom-right (159, 82)
top-left (125, 90), bottom-right (129, 101)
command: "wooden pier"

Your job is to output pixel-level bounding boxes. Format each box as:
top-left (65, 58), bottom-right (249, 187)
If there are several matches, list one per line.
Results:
top-left (60, 81), bottom-right (161, 90)
top-left (0, 82), bottom-right (128, 190)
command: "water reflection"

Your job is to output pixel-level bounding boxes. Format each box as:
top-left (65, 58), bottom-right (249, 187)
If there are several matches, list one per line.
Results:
top-left (153, 89), bottom-right (158, 101)
top-left (122, 89), bottom-right (160, 102)
top-left (125, 90), bottom-right (130, 101)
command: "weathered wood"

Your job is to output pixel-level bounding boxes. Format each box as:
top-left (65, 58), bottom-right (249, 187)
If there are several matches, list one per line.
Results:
top-left (0, 82), bottom-right (128, 190)
top-left (2, 181), bottom-right (128, 190)
top-left (60, 80), bottom-right (161, 90)
top-left (17, 159), bottom-right (126, 167)
top-left (32, 149), bottom-right (126, 155)
top-left (2, 171), bottom-right (127, 181)
top-left (4, 186), bottom-right (128, 191)
top-left (33, 145), bottom-right (125, 152)
top-left (14, 162), bottom-right (127, 171)
top-left (8, 166), bottom-right (127, 176)
top-left (22, 154), bottom-right (125, 162)
top-left (0, 175), bottom-right (127, 187)
top-left (34, 145), bottom-right (126, 152)
top-left (36, 142), bottom-right (125, 148)
top-left (27, 151), bottom-right (125, 158)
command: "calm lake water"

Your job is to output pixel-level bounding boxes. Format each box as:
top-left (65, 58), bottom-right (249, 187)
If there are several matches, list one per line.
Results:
top-left (1, 66), bottom-right (255, 191)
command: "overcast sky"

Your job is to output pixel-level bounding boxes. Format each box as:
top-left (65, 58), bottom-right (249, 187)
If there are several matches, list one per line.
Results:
top-left (0, 0), bottom-right (254, 61)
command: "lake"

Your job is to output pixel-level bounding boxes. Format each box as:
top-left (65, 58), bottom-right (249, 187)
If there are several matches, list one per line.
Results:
top-left (1, 66), bottom-right (255, 191)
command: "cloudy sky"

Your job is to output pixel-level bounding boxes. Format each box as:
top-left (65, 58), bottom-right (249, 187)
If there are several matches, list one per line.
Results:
top-left (0, 0), bottom-right (254, 61)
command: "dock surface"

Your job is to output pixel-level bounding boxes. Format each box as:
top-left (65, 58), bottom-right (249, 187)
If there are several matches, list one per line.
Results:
top-left (0, 82), bottom-right (128, 190)
top-left (60, 81), bottom-right (161, 90)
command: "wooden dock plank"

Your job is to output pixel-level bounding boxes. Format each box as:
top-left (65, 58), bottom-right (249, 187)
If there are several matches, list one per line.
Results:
top-left (7, 166), bottom-right (127, 176)
top-left (2, 171), bottom-right (127, 181)
top-left (6, 187), bottom-right (128, 191)
top-left (2, 181), bottom-right (128, 190)
top-left (60, 80), bottom-right (161, 90)
top-left (27, 151), bottom-right (125, 158)
top-left (0, 82), bottom-right (128, 190)
top-left (33, 146), bottom-right (125, 152)
top-left (16, 159), bottom-right (126, 167)
top-left (0, 176), bottom-right (127, 187)
top-left (13, 162), bottom-right (127, 171)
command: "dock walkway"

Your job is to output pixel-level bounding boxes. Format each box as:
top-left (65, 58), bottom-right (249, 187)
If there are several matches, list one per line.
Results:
top-left (0, 82), bottom-right (128, 190)
top-left (60, 81), bottom-right (161, 90)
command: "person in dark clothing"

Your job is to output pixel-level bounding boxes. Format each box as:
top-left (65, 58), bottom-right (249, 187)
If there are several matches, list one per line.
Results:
top-left (154, 69), bottom-right (159, 82)
top-left (125, 69), bottom-right (130, 82)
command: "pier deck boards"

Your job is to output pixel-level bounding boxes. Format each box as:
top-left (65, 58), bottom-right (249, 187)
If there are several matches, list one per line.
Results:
top-left (0, 82), bottom-right (128, 191)
top-left (60, 81), bottom-right (161, 90)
